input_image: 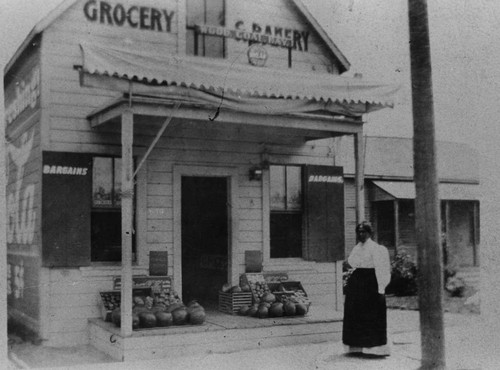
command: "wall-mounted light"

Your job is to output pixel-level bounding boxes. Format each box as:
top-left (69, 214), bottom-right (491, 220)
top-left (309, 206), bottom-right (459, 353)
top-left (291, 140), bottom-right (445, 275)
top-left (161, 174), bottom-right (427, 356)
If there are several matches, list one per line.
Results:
top-left (249, 167), bottom-right (263, 181)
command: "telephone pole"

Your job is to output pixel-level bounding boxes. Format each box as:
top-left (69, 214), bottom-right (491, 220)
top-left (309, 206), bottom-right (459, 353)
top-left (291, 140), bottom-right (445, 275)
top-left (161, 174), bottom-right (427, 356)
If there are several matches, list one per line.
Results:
top-left (408, 1), bottom-right (446, 369)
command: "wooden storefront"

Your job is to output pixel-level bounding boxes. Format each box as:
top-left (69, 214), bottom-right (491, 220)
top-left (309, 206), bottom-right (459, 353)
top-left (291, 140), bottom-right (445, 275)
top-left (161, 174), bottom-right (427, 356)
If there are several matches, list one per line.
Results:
top-left (4, 0), bottom-right (397, 351)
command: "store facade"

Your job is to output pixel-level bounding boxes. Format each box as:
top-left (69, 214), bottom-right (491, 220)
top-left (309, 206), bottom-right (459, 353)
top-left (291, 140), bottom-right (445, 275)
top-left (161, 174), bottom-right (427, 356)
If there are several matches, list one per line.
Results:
top-left (4, 0), bottom-right (397, 347)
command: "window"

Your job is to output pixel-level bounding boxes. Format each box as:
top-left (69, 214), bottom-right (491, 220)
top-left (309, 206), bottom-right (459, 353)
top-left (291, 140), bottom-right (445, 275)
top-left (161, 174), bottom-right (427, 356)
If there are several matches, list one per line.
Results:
top-left (91, 157), bottom-right (134, 262)
top-left (270, 165), bottom-right (303, 258)
top-left (186, 0), bottom-right (226, 58)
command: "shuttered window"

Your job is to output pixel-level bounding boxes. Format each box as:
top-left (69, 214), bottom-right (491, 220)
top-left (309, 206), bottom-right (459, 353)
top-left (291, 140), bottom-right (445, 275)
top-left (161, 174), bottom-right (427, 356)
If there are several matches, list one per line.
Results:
top-left (269, 165), bottom-right (345, 261)
top-left (304, 165), bottom-right (345, 262)
top-left (42, 153), bottom-right (135, 267)
top-left (42, 153), bottom-right (92, 267)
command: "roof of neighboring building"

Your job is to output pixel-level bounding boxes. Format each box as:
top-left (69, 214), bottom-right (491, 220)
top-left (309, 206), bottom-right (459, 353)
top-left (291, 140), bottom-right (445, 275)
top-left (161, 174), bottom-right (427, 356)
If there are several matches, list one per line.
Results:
top-left (4, 0), bottom-right (351, 76)
top-left (337, 136), bottom-right (480, 184)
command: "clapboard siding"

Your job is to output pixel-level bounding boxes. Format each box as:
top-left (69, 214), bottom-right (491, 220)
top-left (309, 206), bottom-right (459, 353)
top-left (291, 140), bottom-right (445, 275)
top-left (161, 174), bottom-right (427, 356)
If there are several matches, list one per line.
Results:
top-left (34, 0), bottom-right (350, 347)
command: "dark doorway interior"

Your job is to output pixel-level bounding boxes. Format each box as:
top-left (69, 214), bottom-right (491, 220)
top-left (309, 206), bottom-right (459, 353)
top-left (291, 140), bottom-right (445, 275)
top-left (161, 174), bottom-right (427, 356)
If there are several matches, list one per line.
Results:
top-left (181, 176), bottom-right (228, 308)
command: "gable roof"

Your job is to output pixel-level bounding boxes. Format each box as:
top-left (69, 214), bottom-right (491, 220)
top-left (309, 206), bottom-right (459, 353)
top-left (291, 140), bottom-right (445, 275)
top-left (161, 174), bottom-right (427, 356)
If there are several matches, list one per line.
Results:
top-left (4, 0), bottom-right (350, 75)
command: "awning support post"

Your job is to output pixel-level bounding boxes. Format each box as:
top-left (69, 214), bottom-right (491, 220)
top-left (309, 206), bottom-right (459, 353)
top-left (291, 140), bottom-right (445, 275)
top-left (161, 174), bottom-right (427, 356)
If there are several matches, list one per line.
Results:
top-left (133, 102), bottom-right (181, 178)
top-left (120, 109), bottom-right (134, 337)
top-left (354, 131), bottom-right (365, 224)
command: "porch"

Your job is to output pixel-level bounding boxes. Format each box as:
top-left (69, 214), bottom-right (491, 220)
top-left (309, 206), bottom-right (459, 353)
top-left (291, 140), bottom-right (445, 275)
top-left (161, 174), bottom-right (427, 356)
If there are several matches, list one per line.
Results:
top-left (89, 305), bottom-right (343, 362)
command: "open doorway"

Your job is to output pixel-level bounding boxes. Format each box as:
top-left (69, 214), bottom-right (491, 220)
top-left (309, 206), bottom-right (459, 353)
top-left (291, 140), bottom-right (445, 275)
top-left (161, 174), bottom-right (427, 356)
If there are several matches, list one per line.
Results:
top-left (181, 176), bottom-right (228, 308)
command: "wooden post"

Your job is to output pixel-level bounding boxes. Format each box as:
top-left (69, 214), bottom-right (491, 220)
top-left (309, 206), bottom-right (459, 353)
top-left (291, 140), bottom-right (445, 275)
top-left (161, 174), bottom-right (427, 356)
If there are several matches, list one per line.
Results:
top-left (394, 200), bottom-right (400, 254)
top-left (408, 1), bottom-right (446, 368)
top-left (0, 61), bottom-right (8, 367)
top-left (354, 131), bottom-right (365, 224)
top-left (120, 109), bottom-right (134, 337)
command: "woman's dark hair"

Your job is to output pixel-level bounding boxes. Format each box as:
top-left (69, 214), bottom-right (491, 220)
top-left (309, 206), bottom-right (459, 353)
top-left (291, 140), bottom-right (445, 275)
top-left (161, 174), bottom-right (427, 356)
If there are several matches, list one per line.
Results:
top-left (355, 221), bottom-right (373, 235)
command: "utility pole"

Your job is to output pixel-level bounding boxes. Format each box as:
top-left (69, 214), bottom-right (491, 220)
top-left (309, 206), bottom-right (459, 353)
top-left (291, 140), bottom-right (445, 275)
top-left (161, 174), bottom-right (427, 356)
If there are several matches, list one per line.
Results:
top-left (0, 63), bottom-right (8, 367)
top-left (408, 1), bottom-right (446, 369)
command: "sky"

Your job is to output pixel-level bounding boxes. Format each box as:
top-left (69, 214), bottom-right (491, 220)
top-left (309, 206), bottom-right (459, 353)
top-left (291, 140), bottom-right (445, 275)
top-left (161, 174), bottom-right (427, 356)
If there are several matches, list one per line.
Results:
top-left (1, 0), bottom-right (500, 241)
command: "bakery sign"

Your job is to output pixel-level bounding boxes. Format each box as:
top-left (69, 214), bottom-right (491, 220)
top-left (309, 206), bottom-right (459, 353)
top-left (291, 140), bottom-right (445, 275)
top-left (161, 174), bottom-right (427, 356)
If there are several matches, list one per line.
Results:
top-left (196, 21), bottom-right (310, 52)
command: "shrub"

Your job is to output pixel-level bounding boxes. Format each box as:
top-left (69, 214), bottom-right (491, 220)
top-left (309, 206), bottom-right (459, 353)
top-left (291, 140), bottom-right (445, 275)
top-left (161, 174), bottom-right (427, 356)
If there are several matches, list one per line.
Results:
top-left (444, 267), bottom-right (466, 297)
top-left (342, 261), bottom-right (354, 295)
top-left (386, 252), bottom-right (418, 296)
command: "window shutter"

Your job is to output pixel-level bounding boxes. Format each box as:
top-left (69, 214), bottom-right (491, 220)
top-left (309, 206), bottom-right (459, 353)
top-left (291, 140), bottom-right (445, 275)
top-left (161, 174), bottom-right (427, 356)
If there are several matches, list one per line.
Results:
top-left (42, 152), bottom-right (92, 267)
top-left (304, 165), bottom-right (345, 262)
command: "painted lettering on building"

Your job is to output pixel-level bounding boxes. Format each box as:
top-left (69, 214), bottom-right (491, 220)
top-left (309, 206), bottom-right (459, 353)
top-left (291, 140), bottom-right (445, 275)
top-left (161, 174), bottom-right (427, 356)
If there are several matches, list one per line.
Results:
top-left (83, 0), bottom-right (175, 32)
top-left (308, 175), bottom-right (343, 183)
top-left (43, 165), bottom-right (89, 176)
top-left (7, 131), bottom-right (36, 245)
top-left (197, 21), bottom-right (310, 51)
top-left (5, 67), bottom-right (40, 125)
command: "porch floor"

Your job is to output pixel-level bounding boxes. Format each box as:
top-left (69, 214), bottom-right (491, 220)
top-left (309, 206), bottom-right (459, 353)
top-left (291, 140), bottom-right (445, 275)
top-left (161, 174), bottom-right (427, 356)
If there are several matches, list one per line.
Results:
top-left (89, 305), bottom-right (344, 362)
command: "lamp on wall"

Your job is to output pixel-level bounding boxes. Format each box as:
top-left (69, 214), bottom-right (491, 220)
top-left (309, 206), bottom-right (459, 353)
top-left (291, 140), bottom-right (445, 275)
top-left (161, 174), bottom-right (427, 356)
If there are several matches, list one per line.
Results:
top-left (249, 167), bottom-right (263, 181)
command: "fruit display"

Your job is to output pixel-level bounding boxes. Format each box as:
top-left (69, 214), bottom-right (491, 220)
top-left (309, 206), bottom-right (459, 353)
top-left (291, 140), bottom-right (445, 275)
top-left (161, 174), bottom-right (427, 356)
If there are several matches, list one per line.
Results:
top-left (101, 290), bottom-right (206, 330)
top-left (235, 278), bottom-right (311, 319)
top-left (240, 274), bottom-right (271, 303)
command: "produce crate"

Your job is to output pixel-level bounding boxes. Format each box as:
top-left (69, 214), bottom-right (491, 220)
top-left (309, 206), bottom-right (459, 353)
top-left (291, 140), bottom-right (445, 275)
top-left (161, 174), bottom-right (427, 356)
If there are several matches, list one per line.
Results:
top-left (99, 291), bottom-right (121, 321)
top-left (218, 291), bottom-right (253, 315)
top-left (240, 273), bottom-right (270, 303)
top-left (268, 281), bottom-right (311, 306)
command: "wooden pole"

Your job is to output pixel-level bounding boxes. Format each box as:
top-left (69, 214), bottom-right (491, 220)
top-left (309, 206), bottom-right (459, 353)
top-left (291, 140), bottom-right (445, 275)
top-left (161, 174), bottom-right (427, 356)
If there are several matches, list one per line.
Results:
top-left (408, 1), bottom-right (446, 368)
top-left (0, 61), bottom-right (9, 368)
top-left (354, 130), bottom-right (365, 224)
top-left (120, 109), bottom-right (134, 337)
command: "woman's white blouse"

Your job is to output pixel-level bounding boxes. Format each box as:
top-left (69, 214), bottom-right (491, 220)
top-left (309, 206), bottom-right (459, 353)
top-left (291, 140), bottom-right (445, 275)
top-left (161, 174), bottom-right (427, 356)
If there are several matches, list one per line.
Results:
top-left (348, 238), bottom-right (391, 294)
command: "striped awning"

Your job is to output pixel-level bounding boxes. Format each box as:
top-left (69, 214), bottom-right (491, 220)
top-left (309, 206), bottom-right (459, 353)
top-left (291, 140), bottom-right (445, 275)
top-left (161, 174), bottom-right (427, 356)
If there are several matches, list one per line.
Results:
top-left (79, 43), bottom-right (399, 116)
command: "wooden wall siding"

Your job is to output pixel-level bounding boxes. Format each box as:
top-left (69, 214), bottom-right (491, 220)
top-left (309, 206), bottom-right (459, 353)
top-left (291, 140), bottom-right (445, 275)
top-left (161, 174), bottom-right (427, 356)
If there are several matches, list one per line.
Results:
top-left (41, 0), bottom-right (342, 153)
top-left (45, 265), bottom-right (148, 346)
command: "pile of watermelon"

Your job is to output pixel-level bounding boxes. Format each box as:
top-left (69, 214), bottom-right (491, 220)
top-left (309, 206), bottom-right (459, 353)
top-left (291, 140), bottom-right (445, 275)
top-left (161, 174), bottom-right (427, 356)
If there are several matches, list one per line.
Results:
top-left (237, 292), bottom-right (309, 319)
top-left (112, 297), bottom-right (206, 330)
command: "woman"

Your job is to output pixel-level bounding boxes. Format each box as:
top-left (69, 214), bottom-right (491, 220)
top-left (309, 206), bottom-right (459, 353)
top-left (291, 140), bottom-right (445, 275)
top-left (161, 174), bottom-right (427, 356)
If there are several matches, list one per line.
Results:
top-left (342, 221), bottom-right (391, 356)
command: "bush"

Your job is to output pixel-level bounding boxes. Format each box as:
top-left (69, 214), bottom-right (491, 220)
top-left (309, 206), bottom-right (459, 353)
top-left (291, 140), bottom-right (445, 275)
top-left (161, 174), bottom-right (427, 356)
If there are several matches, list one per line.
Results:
top-left (386, 252), bottom-right (418, 296)
top-left (444, 267), bottom-right (466, 297)
top-left (342, 261), bottom-right (354, 295)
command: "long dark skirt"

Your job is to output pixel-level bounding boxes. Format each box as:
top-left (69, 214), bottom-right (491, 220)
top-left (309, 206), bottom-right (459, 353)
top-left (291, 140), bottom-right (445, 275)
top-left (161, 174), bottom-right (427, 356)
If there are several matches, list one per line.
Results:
top-left (342, 268), bottom-right (387, 348)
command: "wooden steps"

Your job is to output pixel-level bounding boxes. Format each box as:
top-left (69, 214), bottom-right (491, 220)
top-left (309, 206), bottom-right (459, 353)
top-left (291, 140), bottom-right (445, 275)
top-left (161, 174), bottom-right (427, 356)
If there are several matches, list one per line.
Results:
top-left (89, 306), bottom-right (343, 362)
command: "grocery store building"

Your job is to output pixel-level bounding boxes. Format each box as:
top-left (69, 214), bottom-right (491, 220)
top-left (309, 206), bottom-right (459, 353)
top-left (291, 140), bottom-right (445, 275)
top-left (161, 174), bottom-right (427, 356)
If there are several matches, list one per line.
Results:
top-left (4, 0), bottom-right (398, 354)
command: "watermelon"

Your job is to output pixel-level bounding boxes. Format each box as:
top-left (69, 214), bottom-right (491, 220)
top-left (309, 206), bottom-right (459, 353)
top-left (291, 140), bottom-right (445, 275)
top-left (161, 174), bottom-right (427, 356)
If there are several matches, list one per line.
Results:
top-left (284, 301), bottom-right (296, 316)
top-left (172, 307), bottom-right (188, 325)
top-left (295, 303), bottom-right (308, 316)
top-left (257, 306), bottom-right (269, 319)
top-left (111, 308), bottom-right (121, 327)
top-left (238, 305), bottom-right (250, 316)
top-left (269, 302), bottom-right (284, 317)
top-left (189, 308), bottom-right (206, 325)
top-left (132, 314), bottom-right (140, 330)
top-left (138, 311), bottom-right (157, 328)
top-left (155, 311), bottom-right (173, 327)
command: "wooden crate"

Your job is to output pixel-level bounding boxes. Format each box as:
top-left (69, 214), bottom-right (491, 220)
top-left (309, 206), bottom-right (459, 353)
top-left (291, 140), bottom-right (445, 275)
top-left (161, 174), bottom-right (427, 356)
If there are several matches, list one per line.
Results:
top-left (218, 291), bottom-right (253, 315)
top-left (269, 281), bottom-right (311, 306)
